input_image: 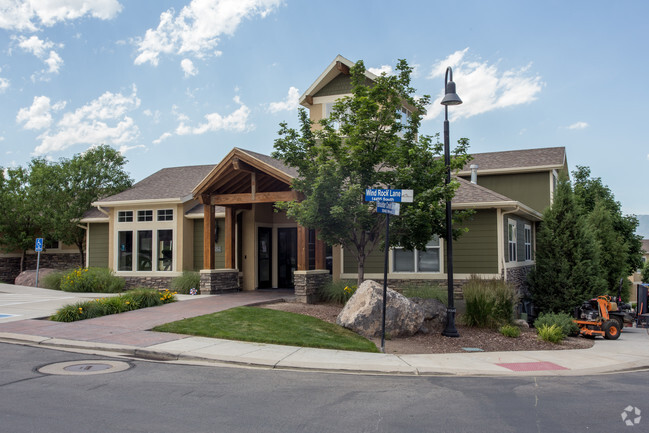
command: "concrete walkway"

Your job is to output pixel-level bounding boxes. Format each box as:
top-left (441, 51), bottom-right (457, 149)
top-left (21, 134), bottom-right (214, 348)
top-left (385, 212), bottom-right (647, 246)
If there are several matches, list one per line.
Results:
top-left (1, 283), bottom-right (648, 376)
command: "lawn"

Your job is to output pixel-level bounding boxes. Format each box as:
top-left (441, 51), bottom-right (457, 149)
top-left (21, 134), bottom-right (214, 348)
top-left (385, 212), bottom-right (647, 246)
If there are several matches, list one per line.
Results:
top-left (153, 306), bottom-right (379, 353)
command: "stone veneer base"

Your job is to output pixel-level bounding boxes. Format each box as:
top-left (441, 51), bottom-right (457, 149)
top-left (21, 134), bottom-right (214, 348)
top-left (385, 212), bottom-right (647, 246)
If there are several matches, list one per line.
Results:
top-left (294, 270), bottom-right (331, 304)
top-left (200, 269), bottom-right (239, 294)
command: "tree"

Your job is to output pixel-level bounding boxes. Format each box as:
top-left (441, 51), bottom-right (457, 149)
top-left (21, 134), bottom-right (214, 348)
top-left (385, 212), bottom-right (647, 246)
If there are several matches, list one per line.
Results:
top-left (0, 166), bottom-right (43, 272)
top-left (573, 165), bottom-right (643, 300)
top-left (44, 145), bottom-right (133, 266)
top-left (528, 176), bottom-right (606, 314)
top-left (642, 260), bottom-right (649, 284)
top-left (273, 59), bottom-right (471, 285)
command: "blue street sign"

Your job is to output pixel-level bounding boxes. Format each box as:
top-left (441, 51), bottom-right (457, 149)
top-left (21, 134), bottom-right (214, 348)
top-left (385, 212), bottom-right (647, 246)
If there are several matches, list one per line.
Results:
top-left (35, 238), bottom-right (44, 252)
top-left (364, 188), bottom-right (413, 203)
top-left (376, 201), bottom-right (400, 216)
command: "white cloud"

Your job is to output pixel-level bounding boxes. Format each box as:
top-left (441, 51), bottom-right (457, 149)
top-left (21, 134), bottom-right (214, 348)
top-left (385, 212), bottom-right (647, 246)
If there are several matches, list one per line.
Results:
top-left (368, 65), bottom-right (393, 76)
top-left (424, 48), bottom-right (544, 121)
top-left (0, 0), bottom-right (123, 31)
top-left (118, 144), bottom-right (145, 154)
top-left (268, 86), bottom-right (299, 113)
top-left (153, 132), bottom-right (172, 144)
top-left (181, 58), bottom-right (197, 77)
top-left (16, 95), bottom-right (66, 130)
top-left (14, 35), bottom-right (64, 74)
top-left (134, 0), bottom-right (282, 66)
top-left (174, 96), bottom-right (253, 136)
top-left (567, 121), bottom-right (589, 130)
top-left (0, 76), bottom-right (8, 92)
top-left (32, 85), bottom-right (141, 155)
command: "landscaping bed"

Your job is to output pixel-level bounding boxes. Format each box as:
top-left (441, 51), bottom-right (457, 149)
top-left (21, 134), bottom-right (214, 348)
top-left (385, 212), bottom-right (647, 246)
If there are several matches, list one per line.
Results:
top-left (262, 301), bottom-right (594, 354)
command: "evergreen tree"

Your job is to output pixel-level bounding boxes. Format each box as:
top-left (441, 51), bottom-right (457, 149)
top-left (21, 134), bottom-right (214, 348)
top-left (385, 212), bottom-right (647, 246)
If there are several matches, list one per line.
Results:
top-left (528, 177), bottom-right (606, 314)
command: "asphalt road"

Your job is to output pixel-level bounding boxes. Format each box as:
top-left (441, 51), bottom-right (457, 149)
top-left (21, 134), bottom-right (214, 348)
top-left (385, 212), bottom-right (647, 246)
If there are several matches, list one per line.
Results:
top-left (0, 343), bottom-right (647, 433)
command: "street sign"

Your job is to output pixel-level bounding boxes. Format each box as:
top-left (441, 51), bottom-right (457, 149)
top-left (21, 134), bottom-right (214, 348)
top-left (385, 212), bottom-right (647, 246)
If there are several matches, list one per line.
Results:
top-left (35, 238), bottom-right (44, 252)
top-left (376, 201), bottom-right (400, 216)
top-left (364, 188), bottom-right (413, 203)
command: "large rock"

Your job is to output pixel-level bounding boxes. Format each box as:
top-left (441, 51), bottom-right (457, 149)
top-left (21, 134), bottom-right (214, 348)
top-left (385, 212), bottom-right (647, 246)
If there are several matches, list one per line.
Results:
top-left (336, 280), bottom-right (425, 338)
top-left (410, 297), bottom-right (447, 325)
top-left (14, 269), bottom-right (57, 288)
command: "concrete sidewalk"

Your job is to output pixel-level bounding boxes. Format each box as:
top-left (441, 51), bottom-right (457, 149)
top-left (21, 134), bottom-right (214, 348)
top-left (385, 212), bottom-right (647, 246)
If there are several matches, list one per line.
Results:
top-left (1, 283), bottom-right (648, 376)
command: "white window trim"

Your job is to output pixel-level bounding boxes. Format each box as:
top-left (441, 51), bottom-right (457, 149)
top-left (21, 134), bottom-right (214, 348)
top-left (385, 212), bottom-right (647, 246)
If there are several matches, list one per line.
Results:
top-left (117, 210), bottom-right (134, 223)
top-left (524, 224), bottom-right (532, 262)
top-left (508, 218), bottom-right (517, 263)
top-left (157, 209), bottom-right (174, 222)
top-left (391, 237), bottom-right (442, 274)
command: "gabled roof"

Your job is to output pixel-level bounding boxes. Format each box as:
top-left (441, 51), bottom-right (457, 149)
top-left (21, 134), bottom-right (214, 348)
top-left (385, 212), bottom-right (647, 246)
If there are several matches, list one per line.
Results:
top-left (299, 55), bottom-right (378, 107)
top-left (458, 147), bottom-right (566, 175)
top-left (95, 164), bottom-right (216, 206)
top-left (192, 147), bottom-right (297, 198)
top-left (453, 177), bottom-right (542, 221)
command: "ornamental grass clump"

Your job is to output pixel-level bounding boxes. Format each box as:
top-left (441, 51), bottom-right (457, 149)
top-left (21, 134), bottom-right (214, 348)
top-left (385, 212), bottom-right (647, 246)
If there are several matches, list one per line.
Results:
top-left (60, 267), bottom-right (125, 293)
top-left (463, 275), bottom-right (519, 328)
top-left (319, 280), bottom-right (357, 305)
top-left (41, 270), bottom-right (68, 291)
top-left (499, 324), bottom-right (521, 338)
top-left (537, 324), bottom-right (564, 343)
top-left (171, 271), bottom-right (200, 294)
top-left (533, 312), bottom-right (578, 339)
top-left (400, 283), bottom-right (448, 304)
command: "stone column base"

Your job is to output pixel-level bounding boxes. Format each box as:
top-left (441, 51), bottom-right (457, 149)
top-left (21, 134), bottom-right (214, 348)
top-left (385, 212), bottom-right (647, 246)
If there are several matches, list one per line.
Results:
top-left (199, 269), bottom-right (239, 294)
top-left (294, 270), bottom-right (331, 304)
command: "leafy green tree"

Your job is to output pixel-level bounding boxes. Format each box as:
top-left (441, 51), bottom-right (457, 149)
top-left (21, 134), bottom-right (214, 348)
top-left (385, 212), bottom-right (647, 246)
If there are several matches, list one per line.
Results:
top-left (0, 166), bottom-right (42, 272)
top-left (273, 59), bottom-right (471, 285)
top-left (44, 146), bottom-right (133, 266)
top-left (573, 166), bottom-right (643, 276)
top-left (642, 260), bottom-right (649, 284)
top-left (528, 176), bottom-right (606, 314)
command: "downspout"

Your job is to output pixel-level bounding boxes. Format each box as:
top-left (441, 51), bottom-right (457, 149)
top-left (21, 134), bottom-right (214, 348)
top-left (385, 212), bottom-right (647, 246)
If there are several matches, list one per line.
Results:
top-left (500, 206), bottom-right (521, 282)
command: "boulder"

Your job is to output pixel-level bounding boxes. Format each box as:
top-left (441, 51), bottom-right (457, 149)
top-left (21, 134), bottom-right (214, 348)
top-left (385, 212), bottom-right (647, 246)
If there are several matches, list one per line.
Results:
top-left (514, 319), bottom-right (530, 328)
top-left (410, 297), bottom-right (447, 325)
top-left (336, 280), bottom-right (425, 338)
top-left (14, 269), bottom-right (57, 288)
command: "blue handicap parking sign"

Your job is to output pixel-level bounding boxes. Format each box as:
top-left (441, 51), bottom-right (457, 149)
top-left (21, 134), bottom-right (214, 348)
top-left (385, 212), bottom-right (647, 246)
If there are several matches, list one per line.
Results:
top-left (35, 238), bottom-right (44, 252)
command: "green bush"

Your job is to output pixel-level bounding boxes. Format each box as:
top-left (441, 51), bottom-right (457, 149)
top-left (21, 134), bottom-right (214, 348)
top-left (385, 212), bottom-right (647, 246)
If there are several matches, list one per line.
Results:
top-left (171, 271), bottom-right (200, 294)
top-left (318, 280), bottom-right (357, 305)
top-left (400, 283), bottom-right (447, 304)
top-left (51, 289), bottom-right (177, 322)
top-left (462, 275), bottom-right (519, 328)
top-left (41, 270), bottom-right (68, 290)
top-left (537, 324), bottom-right (564, 343)
top-left (499, 324), bottom-right (521, 338)
top-left (60, 267), bottom-right (125, 293)
top-left (533, 312), bottom-right (579, 338)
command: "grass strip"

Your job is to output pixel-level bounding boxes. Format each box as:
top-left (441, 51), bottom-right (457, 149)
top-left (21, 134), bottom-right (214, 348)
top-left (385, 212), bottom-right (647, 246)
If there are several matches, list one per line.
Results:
top-left (153, 306), bottom-right (379, 353)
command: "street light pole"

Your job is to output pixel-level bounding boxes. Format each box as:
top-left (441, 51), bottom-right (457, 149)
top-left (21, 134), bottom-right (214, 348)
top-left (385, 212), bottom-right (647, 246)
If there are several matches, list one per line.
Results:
top-left (441, 67), bottom-right (462, 338)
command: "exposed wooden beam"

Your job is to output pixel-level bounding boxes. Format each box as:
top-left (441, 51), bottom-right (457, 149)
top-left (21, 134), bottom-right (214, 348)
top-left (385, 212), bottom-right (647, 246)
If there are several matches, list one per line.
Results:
top-left (336, 61), bottom-right (350, 75)
top-left (210, 190), bottom-right (301, 205)
top-left (224, 207), bottom-right (235, 269)
top-left (203, 204), bottom-right (215, 269)
top-left (305, 95), bottom-right (313, 105)
top-left (297, 225), bottom-right (308, 271)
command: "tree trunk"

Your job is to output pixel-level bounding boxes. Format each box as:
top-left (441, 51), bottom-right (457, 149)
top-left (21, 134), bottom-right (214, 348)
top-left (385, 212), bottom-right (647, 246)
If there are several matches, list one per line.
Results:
top-left (77, 242), bottom-right (85, 268)
top-left (20, 250), bottom-right (25, 273)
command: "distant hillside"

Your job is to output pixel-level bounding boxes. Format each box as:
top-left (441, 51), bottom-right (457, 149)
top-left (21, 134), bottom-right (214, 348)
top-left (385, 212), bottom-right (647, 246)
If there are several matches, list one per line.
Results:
top-left (636, 215), bottom-right (649, 239)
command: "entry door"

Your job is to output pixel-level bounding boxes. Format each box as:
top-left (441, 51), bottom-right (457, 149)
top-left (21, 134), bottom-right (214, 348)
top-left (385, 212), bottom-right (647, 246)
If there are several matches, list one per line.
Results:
top-left (277, 227), bottom-right (297, 289)
top-left (257, 227), bottom-right (272, 289)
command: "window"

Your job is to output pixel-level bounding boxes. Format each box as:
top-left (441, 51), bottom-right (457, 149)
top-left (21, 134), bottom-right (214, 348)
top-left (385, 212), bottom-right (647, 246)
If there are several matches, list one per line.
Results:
top-left (157, 230), bottom-right (173, 271)
top-left (393, 237), bottom-right (441, 273)
top-left (118, 211), bottom-right (133, 222)
top-left (44, 237), bottom-right (59, 250)
top-left (137, 210), bottom-right (153, 222)
top-left (157, 209), bottom-right (173, 221)
top-left (508, 219), bottom-right (517, 262)
top-left (137, 230), bottom-right (152, 271)
top-left (118, 231), bottom-right (133, 271)
top-left (524, 224), bottom-right (532, 261)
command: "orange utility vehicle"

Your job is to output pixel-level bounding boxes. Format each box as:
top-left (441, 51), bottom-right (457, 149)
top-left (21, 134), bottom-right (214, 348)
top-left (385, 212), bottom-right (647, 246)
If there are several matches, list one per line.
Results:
top-left (573, 295), bottom-right (622, 340)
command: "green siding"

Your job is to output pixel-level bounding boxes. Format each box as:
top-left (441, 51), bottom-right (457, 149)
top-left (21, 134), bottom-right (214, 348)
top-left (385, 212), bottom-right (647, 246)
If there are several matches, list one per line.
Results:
top-left (454, 210), bottom-right (499, 274)
top-left (88, 223), bottom-right (109, 268)
top-left (193, 218), bottom-right (225, 271)
top-left (466, 172), bottom-right (551, 213)
top-left (314, 74), bottom-right (374, 98)
top-left (343, 246), bottom-right (384, 274)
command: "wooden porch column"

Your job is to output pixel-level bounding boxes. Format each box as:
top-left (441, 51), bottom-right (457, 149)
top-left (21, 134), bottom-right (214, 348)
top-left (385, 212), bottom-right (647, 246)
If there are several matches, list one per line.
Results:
top-left (297, 225), bottom-right (309, 271)
top-left (203, 203), bottom-right (215, 270)
top-left (315, 230), bottom-right (326, 270)
top-left (224, 207), bottom-right (236, 269)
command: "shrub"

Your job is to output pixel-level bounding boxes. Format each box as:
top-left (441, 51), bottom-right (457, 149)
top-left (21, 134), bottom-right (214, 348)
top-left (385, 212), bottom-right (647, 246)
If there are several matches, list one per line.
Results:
top-left (400, 283), bottom-right (447, 304)
top-left (463, 275), bottom-right (519, 328)
top-left (171, 271), bottom-right (201, 294)
top-left (499, 324), bottom-right (521, 338)
top-left (51, 289), bottom-right (176, 322)
top-left (533, 312), bottom-right (578, 338)
top-left (537, 324), bottom-right (564, 343)
top-left (319, 280), bottom-right (357, 305)
top-left (41, 270), bottom-right (68, 291)
top-left (60, 267), bottom-right (125, 293)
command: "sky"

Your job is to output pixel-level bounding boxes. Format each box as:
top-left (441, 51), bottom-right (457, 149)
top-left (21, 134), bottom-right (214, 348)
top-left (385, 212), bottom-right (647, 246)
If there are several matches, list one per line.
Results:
top-left (1, 0), bottom-right (648, 220)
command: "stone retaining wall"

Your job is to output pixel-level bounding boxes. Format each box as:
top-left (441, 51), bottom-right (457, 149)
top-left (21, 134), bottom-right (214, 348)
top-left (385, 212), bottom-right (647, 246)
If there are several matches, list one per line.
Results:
top-left (123, 276), bottom-right (174, 290)
top-left (0, 253), bottom-right (82, 284)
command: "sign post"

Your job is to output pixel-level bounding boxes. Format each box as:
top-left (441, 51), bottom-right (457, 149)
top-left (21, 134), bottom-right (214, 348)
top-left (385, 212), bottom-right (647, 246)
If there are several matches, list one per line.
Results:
top-left (34, 238), bottom-right (43, 288)
top-left (364, 188), bottom-right (414, 353)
